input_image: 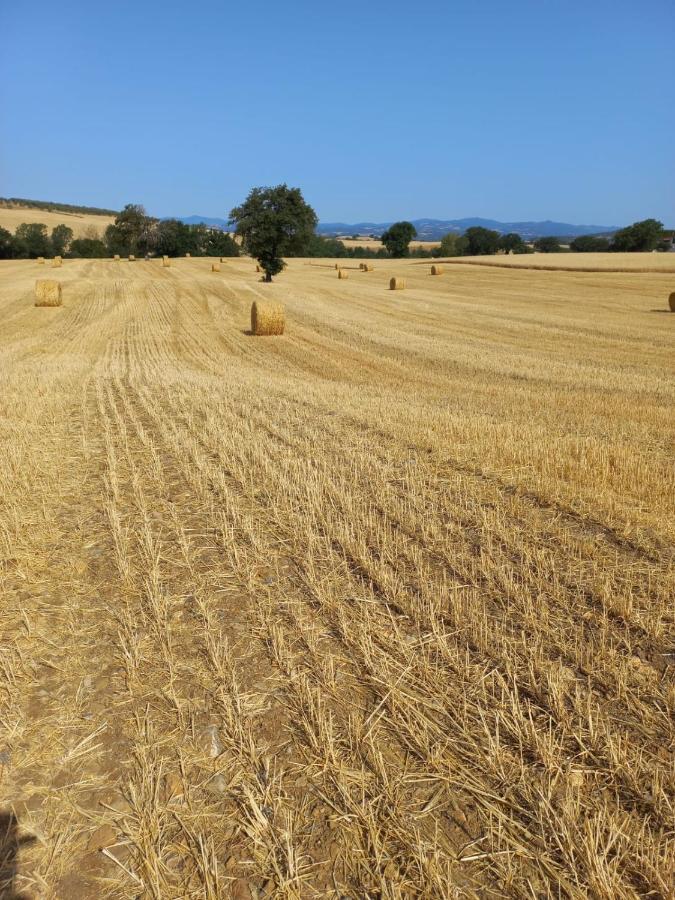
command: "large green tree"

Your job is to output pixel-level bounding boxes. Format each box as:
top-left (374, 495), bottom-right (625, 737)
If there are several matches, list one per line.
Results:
top-left (14, 223), bottom-right (51, 258)
top-left (381, 221), bottom-right (417, 258)
top-left (51, 224), bottom-right (73, 257)
top-left (499, 232), bottom-right (528, 254)
top-left (534, 236), bottom-right (562, 253)
top-left (230, 184), bottom-right (317, 281)
top-left (610, 218), bottom-right (663, 252)
top-left (105, 204), bottom-right (155, 256)
top-left (155, 219), bottom-right (193, 257)
top-left (463, 226), bottom-right (500, 256)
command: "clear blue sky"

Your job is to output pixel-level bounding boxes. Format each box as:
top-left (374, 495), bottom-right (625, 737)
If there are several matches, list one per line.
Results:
top-left (1, 0), bottom-right (673, 226)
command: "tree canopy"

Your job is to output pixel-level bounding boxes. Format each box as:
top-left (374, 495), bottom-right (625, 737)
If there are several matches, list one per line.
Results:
top-left (463, 226), bottom-right (500, 256)
top-left (534, 236), bottom-right (562, 253)
top-left (14, 223), bottom-right (51, 258)
top-left (570, 235), bottom-right (610, 252)
top-left (380, 221), bottom-right (417, 258)
top-left (610, 219), bottom-right (663, 252)
top-left (51, 224), bottom-right (73, 257)
top-left (229, 185), bottom-right (317, 281)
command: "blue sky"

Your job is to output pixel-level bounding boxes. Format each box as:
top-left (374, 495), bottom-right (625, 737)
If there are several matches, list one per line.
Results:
top-left (1, 0), bottom-right (673, 225)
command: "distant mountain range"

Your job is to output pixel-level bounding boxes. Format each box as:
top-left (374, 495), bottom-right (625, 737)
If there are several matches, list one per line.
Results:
top-left (172, 215), bottom-right (620, 241)
top-left (316, 218), bottom-right (621, 241)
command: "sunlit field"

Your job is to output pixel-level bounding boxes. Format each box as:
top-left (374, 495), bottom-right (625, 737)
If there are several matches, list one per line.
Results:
top-left (1, 255), bottom-right (673, 897)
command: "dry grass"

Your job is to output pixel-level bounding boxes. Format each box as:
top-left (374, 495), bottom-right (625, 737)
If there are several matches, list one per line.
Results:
top-left (0, 204), bottom-right (115, 238)
top-left (0, 255), bottom-right (673, 898)
top-left (34, 279), bottom-right (62, 306)
top-left (439, 252), bottom-right (675, 272)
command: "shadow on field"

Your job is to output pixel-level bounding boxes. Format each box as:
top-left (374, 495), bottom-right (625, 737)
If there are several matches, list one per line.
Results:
top-left (0, 811), bottom-right (35, 900)
top-left (648, 309), bottom-right (673, 314)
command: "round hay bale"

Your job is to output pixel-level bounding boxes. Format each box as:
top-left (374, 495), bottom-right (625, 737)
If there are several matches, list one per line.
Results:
top-left (34, 279), bottom-right (62, 307)
top-left (113, 254), bottom-right (120, 261)
top-left (430, 265), bottom-right (444, 276)
top-left (185, 253), bottom-right (191, 258)
top-left (128, 254), bottom-right (135, 261)
top-left (52, 257), bottom-right (62, 268)
top-left (162, 256), bottom-right (171, 267)
top-left (338, 269), bottom-right (348, 279)
top-left (389, 276), bottom-right (406, 290)
top-left (363, 264), bottom-right (374, 272)
top-left (256, 264), bottom-right (261, 272)
top-left (211, 263), bottom-right (220, 272)
top-left (669, 292), bottom-right (675, 312)
top-left (335, 263), bottom-right (340, 270)
top-left (37, 257), bottom-right (45, 264)
top-left (251, 301), bottom-right (285, 336)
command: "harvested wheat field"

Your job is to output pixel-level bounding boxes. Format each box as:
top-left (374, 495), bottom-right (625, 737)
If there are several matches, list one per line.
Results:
top-left (0, 255), bottom-right (674, 899)
top-left (439, 252), bottom-right (675, 273)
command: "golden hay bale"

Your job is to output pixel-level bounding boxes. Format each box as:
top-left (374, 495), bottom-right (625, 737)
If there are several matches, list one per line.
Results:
top-left (389, 276), bottom-right (406, 290)
top-left (185, 253), bottom-right (191, 258)
top-left (128, 254), bottom-right (135, 261)
top-left (335, 263), bottom-right (340, 270)
top-left (363, 264), bottom-right (374, 272)
top-left (211, 263), bottom-right (220, 272)
top-left (251, 300), bottom-right (285, 336)
top-left (162, 256), bottom-right (171, 267)
top-left (34, 280), bottom-right (62, 307)
top-left (37, 256), bottom-right (45, 264)
top-left (430, 265), bottom-right (444, 275)
top-left (52, 257), bottom-right (62, 268)
top-left (338, 269), bottom-right (348, 279)
top-left (669, 292), bottom-right (675, 312)
top-left (114, 254), bottom-right (120, 260)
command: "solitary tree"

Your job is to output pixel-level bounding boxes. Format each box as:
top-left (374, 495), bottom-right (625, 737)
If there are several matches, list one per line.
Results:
top-left (51, 224), bottom-right (73, 257)
top-left (381, 221), bottom-right (417, 257)
top-left (230, 184), bottom-right (317, 281)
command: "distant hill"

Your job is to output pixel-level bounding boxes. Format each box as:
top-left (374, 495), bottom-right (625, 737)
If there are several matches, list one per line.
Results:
top-left (173, 214), bottom-right (620, 240)
top-left (317, 218), bottom-right (621, 241)
top-left (0, 197), bottom-right (118, 217)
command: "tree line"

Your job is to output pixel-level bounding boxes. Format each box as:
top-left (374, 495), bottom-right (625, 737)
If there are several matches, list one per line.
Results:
top-left (0, 205), bottom-right (240, 259)
top-left (0, 189), bottom-right (669, 272)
